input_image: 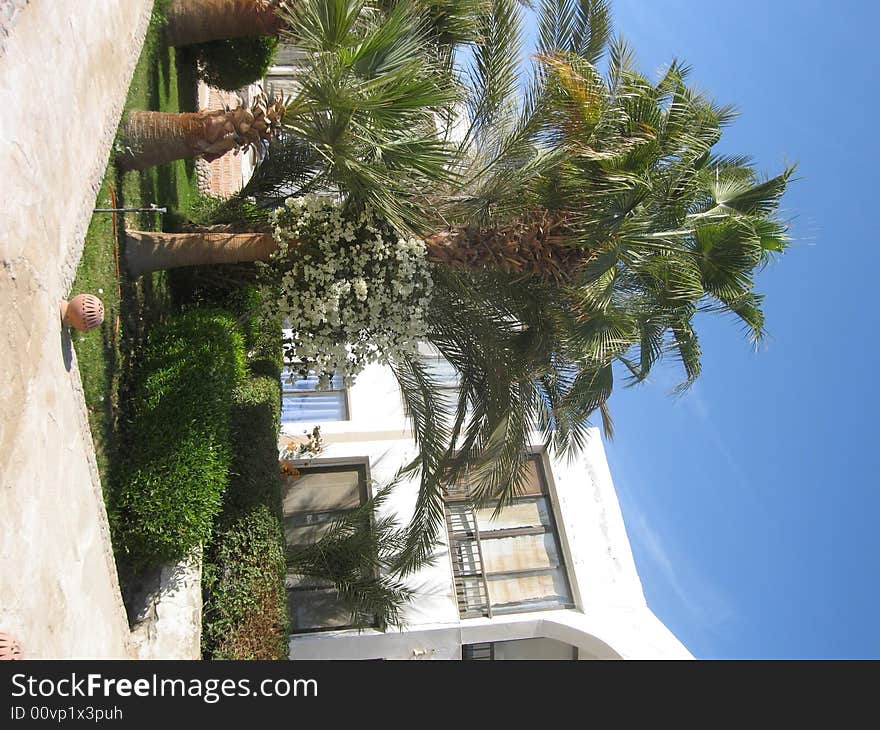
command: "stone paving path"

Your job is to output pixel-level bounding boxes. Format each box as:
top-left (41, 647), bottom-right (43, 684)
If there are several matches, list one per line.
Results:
top-left (0, 0), bottom-right (154, 658)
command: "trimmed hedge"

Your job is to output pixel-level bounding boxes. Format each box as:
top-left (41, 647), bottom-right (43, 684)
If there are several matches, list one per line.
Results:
top-left (202, 504), bottom-right (288, 660)
top-left (111, 309), bottom-right (247, 568)
top-left (194, 36), bottom-right (279, 92)
top-left (202, 303), bottom-right (288, 660)
top-left (225, 375), bottom-right (282, 514)
top-left (168, 277), bottom-right (283, 381)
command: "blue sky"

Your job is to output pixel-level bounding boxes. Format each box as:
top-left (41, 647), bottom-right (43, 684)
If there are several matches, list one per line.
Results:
top-left (520, 0), bottom-right (879, 658)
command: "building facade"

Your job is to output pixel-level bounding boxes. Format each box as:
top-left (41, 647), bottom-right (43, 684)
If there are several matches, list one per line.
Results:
top-left (279, 351), bottom-right (693, 660)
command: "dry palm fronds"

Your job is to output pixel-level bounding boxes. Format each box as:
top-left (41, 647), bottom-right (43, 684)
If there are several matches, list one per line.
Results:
top-left (425, 211), bottom-right (583, 282)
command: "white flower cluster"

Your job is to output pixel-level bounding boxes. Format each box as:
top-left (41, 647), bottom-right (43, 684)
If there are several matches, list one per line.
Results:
top-left (264, 194), bottom-right (433, 386)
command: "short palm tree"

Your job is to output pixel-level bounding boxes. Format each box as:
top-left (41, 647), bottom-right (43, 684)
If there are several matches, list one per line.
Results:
top-left (127, 0), bottom-right (794, 570)
top-left (119, 0), bottom-right (478, 171)
top-left (163, 0), bottom-right (485, 47)
top-left (118, 92), bottom-right (287, 170)
top-left (287, 486), bottom-right (413, 630)
top-left (163, 0), bottom-right (288, 47)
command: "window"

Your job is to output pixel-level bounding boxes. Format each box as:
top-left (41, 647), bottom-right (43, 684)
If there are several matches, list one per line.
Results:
top-left (418, 343), bottom-right (460, 393)
top-left (281, 368), bottom-right (349, 424)
top-left (283, 464), bottom-right (370, 632)
top-left (445, 455), bottom-right (574, 618)
top-left (418, 345), bottom-right (467, 423)
top-left (462, 642), bottom-right (495, 660)
top-left (463, 638), bottom-right (577, 660)
top-left (420, 354), bottom-right (460, 393)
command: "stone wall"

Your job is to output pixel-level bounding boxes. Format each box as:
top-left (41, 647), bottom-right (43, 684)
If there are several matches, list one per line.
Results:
top-left (0, 0), bottom-right (29, 56)
top-left (0, 0), bottom-right (154, 658)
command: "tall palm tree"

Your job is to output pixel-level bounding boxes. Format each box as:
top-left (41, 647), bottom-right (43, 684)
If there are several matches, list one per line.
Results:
top-left (386, 0), bottom-right (792, 569)
top-left (128, 0), bottom-right (794, 570)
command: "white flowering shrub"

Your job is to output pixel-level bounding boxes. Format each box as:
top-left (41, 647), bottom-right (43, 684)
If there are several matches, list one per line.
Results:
top-left (263, 195), bottom-right (433, 387)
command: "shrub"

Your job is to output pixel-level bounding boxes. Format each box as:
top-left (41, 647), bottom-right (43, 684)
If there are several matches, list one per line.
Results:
top-left (168, 277), bottom-right (283, 381)
top-left (202, 325), bottom-right (288, 659)
top-left (240, 287), bottom-right (283, 381)
top-left (226, 375), bottom-right (281, 514)
top-left (194, 36), bottom-right (279, 92)
top-left (111, 309), bottom-right (247, 568)
top-left (202, 504), bottom-right (289, 660)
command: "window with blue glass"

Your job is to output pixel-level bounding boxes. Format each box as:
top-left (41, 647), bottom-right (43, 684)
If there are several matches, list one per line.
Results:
top-left (418, 344), bottom-right (460, 394)
top-left (281, 369), bottom-right (349, 424)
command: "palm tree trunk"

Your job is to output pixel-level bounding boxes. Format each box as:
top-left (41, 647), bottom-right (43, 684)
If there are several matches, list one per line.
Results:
top-left (125, 214), bottom-right (579, 280)
top-left (117, 110), bottom-right (234, 171)
top-left (425, 214), bottom-right (577, 282)
top-left (165, 0), bottom-right (286, 46)
top-left (118, 98), bottom-right (284, 170)
top-left (125, 231), bottom-right (278, 277)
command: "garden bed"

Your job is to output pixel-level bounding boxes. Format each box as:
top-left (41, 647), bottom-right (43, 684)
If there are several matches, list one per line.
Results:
top-left (198, 290), bottom-right (290, 660)
top-left (70, 8), bottom-right (221, 625)
top-left (71, 6), bottom-right (199, 486)
top-left (71, 8), bottom-right (289, 657)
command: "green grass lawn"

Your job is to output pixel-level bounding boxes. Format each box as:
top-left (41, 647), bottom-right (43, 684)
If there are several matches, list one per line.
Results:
top-left (71, 9), bottom-right (200, 487)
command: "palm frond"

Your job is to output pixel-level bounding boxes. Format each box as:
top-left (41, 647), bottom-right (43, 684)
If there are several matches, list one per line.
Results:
top-left (278, 0), bottom-right (459, 232)
top-left (464, 0), bottom-right (524, 143)
top-left (287, 484), bottom-right (415, 630)
top-left (537, 0), bottom-right (611, 63)
top-left (389, 354), bottom-right (455, 574)
top-left (240, 133), bottom-right (324, 204)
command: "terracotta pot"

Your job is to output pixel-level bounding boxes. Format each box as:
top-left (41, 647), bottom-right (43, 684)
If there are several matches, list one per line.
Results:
top-left (0, 632), bottom-right (23, 660)
top-left (60, 294), bottom-right (104, 331)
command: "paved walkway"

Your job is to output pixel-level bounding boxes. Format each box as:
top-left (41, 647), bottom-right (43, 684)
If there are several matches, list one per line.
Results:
top-left (0, 0), bottom-right (153, 658)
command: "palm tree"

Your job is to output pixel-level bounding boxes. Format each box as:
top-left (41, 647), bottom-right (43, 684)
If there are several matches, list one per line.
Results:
top-left (163, 0), bottom-right (288, 47)
top-left (119, 0), bottom-right (465, 172)
top-left (118, 0), bottom-right (484, 170)
top-left (163, 0), bottom-right (485, 48)
top-left (287, 486), bottom-right (414, 630)
top-left (128, 0), bottom-right (794, 570)
top-left (117, 92), bottom-right (286, 170)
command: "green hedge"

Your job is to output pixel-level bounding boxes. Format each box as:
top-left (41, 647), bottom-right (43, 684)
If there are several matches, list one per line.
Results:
top-left (202, 504), bottom-right (289, 660)
top-left (111, 309), bottom-right (247, 568)
top-left (194, 36), bottom-right (279, 92)
top-left (226, 375), bottom-right (281, 513)
top-left (202, 298), bottom-right (288, 659)
top-left (202, 374), bottom-right (288, 659)
top-left (168, 278), bottom-right (283, 381)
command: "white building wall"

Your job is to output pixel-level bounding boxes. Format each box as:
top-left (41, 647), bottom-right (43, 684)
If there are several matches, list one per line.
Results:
top-left (281, 361), bottom-right (693, 660)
